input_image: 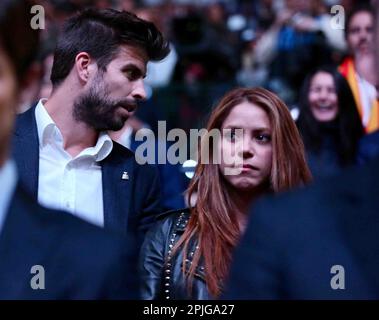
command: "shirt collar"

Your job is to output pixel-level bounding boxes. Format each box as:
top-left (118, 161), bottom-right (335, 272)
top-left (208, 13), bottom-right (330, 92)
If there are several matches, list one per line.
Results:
top-left (83, 132), bottom-right (114, 162)
top-left (35, 99), bottom-right (113, 161)
top-left (0, 160), bottom-right (17, 234)
top-left (35, 98), bottom-right (58, 147)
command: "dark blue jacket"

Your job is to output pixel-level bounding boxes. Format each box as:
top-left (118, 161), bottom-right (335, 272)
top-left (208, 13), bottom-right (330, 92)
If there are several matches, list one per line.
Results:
top-left (130, 138), bottom-right (186, 211)
top-left (357, 130), bottom-right (379, 165)
top-left (0, 185), bottom-right (138, 299)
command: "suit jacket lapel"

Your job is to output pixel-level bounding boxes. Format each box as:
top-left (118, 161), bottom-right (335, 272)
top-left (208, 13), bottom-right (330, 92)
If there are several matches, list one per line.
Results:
top-left (12, 105), bottom-right (39, 201)
top-left (101, 144), bottom-right (134, 234)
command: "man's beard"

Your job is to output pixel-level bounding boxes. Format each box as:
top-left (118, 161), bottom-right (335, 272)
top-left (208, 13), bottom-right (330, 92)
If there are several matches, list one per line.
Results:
top-left (73, 80), bottom-right (137, 131)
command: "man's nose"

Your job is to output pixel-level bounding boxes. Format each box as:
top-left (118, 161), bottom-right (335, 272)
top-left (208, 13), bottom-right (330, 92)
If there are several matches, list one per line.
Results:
top-left (131, 79), bottom-right (147, 101)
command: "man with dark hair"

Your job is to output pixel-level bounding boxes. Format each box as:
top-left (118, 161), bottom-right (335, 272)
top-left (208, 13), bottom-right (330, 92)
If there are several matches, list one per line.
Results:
top-left (1, 0), bottom-right (137, 299)
top-left (339, 4), bottom-right (378, 133)
top-left (12, 9), bottom-right (170, 243)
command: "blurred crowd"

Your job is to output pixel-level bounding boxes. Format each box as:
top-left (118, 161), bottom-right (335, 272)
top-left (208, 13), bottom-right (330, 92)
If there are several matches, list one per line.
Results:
top-left (20, 0), bottom-right (363, 118)
top-left (19, 0), bottom-right (377, 182)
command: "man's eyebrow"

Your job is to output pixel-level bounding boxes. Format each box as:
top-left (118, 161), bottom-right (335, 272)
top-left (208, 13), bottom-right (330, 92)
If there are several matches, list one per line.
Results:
top-left (121, 63), bottom-right (146, 78)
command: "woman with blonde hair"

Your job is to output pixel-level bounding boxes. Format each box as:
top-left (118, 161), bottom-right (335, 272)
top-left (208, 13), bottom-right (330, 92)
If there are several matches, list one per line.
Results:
top-left (139, 87), bottom-right (312, 299)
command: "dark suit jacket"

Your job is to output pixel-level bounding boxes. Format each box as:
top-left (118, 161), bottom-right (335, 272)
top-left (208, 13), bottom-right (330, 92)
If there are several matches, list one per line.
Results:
top-left (225, 158), bottom-right (379, 299)
top-left (130, 137), bottom-right (186, 211)
top-left (0, 185), bottom-right (138, 299)
top-left (12, 105), bottom-right (162, 242)
top-left (357, 130), bottom-right (379, 165)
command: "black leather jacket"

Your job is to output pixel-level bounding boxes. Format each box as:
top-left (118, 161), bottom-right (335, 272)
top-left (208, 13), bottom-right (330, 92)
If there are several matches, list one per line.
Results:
top-left (139, 208), bottom-right (211, 300)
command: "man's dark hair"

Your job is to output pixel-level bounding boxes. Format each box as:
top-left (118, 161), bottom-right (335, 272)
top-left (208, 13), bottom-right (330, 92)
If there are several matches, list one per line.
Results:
top-left (0, 0), bottom-right (40, 81)
top-left (345, 3), bottom-right (374, 37)
top-left (50, 8), bottom-right (170, 87)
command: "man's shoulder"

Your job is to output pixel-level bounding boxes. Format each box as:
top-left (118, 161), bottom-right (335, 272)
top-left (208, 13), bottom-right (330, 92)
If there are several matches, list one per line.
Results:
top-left (252, 158), bottom-right (379, 226)
top-left (14, 104), bottom-right (37, 135)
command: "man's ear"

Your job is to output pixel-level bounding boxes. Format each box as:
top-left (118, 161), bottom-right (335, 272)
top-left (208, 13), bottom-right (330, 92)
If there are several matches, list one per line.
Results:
top-left (75, 52), bottom-right (94, 84)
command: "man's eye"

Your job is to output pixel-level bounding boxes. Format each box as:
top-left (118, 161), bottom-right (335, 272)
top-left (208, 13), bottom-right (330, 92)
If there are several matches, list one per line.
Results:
top-left (124, 70), bottom-right (140, 81)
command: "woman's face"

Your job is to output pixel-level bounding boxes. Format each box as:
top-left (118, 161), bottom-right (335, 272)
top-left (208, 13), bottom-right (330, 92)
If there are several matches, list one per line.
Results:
top-left (218, 101), bottom-right (273, 191)
top-left (308, 71), bottom-right (338, 122)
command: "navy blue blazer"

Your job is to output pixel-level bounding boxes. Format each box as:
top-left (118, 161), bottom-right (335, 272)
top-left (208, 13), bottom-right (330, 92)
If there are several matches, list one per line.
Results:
top-left (225, 157), bottom-right (379, 299)
top-left (357, 130), bottom-right (379, 165)
top-left (0, 185), bottom-right (138, 299)
top-left (130, 137), bottom-right (186, 211)
top-left (11, 105), bottom-right (162, 242)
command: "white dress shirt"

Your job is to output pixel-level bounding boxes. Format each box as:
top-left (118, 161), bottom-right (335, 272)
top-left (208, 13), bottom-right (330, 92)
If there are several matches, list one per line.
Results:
top-left (35, 99), bottom-right (113, 227)
top-left (0, 160), bottom-right (17, 234)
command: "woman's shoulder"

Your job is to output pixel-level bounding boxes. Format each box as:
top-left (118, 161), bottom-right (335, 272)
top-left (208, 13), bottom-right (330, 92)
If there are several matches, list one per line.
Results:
top-left (145, 208), bottom-right (190, 249)
top-left (158, 207), bottom-right (190, 218)
top-left (156, 207), bottom-right (191, 232)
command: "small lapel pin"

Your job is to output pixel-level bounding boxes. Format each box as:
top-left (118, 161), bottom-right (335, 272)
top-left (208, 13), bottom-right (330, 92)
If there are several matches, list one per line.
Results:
top-left (122, 171), bottom-right (129, 180)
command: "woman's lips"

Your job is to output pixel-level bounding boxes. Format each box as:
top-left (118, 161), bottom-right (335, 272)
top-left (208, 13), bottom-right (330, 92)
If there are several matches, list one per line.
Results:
top-left (242, 164), bottom-right (259, 171)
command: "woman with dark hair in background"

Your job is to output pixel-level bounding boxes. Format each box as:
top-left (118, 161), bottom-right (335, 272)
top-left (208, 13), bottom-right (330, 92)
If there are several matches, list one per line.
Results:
top-left (297, 66), bottom-right (364, 179)
top-left (139, 87), bottom-right (312, 300)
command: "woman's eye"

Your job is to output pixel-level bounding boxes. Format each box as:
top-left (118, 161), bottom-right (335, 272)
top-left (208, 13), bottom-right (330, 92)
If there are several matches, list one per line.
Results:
top-left (256, 134), bottom-right (271, 143)
top-left (225, 132), bottom-right (236, 142)
top-left (224, 129), bottom-right (242, 142)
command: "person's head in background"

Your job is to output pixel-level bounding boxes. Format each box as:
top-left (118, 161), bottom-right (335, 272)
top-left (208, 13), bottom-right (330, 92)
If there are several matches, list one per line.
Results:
top-left (0, 0), bottom-right (39, 166)
top-left (177, 87), bottom-right (311, 298)
top-left (345, 4), bottom-right (375, 57)
top-left (297, 66), bottom-right (364, 166)
top-left (285, 0), bottom-right (311, 13)
top-left (115, 0), bottom-right (136, 12)
top-left (48, 8), bottom-right (169, 132)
